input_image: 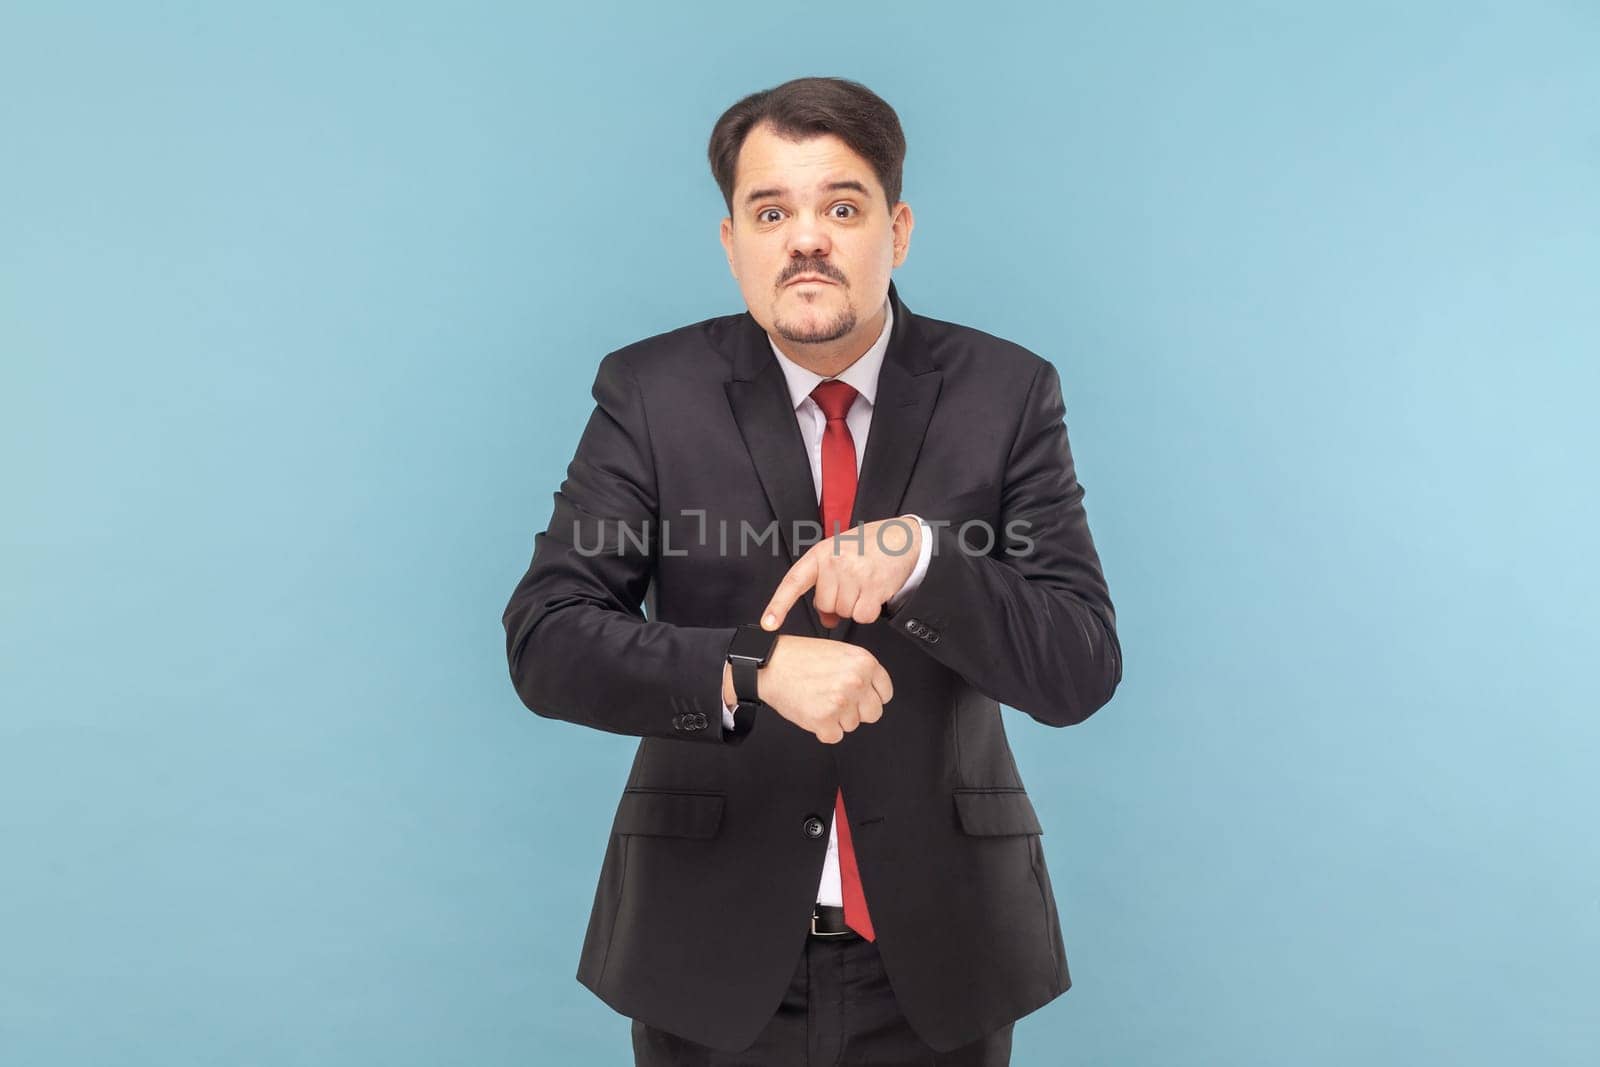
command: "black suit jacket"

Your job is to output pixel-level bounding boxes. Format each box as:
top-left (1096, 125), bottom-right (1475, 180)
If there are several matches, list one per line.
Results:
top-left (501, 280), bottom-right (1122, 1052)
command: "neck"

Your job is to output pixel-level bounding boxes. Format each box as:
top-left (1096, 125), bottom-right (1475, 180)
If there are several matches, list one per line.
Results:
top-left (768, 301), bottom-right (888, 379)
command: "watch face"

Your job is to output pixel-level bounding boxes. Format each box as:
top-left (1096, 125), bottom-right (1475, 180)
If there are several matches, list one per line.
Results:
top-left (728, 625), bottom-right (778, 663)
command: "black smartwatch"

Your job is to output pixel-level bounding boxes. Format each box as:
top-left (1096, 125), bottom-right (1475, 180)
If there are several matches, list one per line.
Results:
top-left (726, 623), bottom-right (781, 711)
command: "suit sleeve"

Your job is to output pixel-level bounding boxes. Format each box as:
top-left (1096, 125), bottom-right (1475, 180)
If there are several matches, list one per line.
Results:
top-left (501, 350), bottom-right (746, 744)
top-left (882, 360), bottom-right (1122, 727)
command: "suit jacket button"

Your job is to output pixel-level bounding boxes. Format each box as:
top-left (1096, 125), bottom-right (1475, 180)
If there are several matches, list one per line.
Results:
top-left (904, 618), bottom-right (919, 631)
top-left (927, 632), bottom-right (940, 644)
top-left (802, 815), bottom-right (825, 839)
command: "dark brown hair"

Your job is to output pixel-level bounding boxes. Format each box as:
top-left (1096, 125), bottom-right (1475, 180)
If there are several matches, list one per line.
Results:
top-left (707, 77), bottom-right (906, 214)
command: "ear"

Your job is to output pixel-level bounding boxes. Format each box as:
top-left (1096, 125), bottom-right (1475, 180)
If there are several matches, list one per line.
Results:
top-left (890, 202), bottom-right (915, 268)
top-left (719, 216), bottom-right (737, 279)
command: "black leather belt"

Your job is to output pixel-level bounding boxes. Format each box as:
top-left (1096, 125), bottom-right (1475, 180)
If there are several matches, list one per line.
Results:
top-left (809, 904), bottom-right (861, 940)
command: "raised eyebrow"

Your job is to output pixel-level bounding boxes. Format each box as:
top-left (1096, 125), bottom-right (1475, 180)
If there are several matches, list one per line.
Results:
top-left (822, 180), bottom-right (870, 198)
top-left (743, 179), bottom-right (872, 207)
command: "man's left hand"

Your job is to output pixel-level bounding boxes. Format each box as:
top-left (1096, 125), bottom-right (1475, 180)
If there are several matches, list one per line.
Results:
top-left (761, 516), bottom-right (923, 632)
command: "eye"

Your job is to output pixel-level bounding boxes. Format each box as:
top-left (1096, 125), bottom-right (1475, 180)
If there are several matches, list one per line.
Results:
top-left (757, 208), bottom-right (784, 224)
top-left (829, 203), bottom-right (858, 219)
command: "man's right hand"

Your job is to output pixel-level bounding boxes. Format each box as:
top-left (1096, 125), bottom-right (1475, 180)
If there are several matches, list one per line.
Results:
top-left (723, 636), bottom-right (893, 744)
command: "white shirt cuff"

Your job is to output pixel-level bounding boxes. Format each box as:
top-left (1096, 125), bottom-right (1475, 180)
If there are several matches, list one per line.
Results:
top-left (885, 515), bottom-right (932, 613)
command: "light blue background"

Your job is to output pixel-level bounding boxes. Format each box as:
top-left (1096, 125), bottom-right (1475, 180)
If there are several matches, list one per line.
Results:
top-left (3, 1), bottom-right (1596, 1063)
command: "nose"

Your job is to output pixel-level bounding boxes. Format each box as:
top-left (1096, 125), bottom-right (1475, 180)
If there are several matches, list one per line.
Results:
top-left (785, 213), bottom-right (832, 260)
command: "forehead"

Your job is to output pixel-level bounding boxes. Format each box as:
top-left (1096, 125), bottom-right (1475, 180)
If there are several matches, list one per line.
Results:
top-left (733, 123), bottom-right (881, 199)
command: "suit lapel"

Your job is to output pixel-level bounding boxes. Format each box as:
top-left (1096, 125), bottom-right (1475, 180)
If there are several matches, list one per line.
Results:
top-left (724, 308), bottom-right (830, 638)
top-left (722, 281), bottom-right (942, 643)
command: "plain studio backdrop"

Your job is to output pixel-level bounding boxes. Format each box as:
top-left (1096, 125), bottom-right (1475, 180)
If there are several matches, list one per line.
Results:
top-left (2, 2), bottom-right (1596, 1064)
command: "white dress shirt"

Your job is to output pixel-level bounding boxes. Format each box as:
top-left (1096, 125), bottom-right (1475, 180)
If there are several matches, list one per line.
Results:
top-left (721, 296), bottom-right (934, 907)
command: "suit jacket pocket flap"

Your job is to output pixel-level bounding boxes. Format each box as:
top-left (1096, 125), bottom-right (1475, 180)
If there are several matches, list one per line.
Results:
top-left (613, 790), bottom-right (725, 839)
top-left (953, 789), bottom-right (1043, 836)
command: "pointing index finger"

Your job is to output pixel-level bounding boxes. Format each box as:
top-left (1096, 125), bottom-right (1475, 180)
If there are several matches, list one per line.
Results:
top-left (762, 549), bottom-right (820, 630)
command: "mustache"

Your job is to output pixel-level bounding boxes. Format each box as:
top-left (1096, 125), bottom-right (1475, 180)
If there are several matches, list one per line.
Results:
top-left (778, 261), bottom-right (847, 286)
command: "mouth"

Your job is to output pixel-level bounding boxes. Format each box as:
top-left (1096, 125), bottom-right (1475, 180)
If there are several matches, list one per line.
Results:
top-left (785, 275), bottom-right (838, 287)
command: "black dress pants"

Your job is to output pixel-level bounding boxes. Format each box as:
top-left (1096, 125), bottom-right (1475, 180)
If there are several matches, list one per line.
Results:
top-left (631, 932), bottom-right (1013, 1066)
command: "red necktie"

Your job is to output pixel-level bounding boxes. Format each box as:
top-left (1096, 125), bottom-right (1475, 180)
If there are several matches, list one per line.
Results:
top-left (810, 379), bottom-right (875, 941)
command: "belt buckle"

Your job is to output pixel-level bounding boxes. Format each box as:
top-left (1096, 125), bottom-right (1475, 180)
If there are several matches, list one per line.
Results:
top-left (810, 908), bottom-right (852, 938)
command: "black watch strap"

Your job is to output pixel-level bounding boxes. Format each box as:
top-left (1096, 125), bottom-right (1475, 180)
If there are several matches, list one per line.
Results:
top-left (732, 656), bottom-right (761, 708)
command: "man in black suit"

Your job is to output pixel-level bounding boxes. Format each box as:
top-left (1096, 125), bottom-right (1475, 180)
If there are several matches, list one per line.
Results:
top-left (502, 76), bottom-right (1121, 1065)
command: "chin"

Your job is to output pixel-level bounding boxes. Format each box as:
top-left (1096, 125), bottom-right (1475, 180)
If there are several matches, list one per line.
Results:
top-left (774, 306), bottom-right (857, 345)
